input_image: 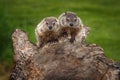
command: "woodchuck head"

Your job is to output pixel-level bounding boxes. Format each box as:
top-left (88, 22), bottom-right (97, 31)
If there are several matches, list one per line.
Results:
top-left (44, 17), bottom-right (59, 31)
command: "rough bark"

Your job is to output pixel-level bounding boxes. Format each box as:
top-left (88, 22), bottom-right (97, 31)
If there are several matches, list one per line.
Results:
top-left (10, 29), bottom-right (120, 80)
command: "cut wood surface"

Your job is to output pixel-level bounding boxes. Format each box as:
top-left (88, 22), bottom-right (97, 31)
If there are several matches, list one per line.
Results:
top-left (10, 29), bottom-right (120, 80)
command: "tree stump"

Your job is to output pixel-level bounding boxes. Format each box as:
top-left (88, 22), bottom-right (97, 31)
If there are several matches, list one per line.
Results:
top-left (10, 29), bottom-right (120, 80)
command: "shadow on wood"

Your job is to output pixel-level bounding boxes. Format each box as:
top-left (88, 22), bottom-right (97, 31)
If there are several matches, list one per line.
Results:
top-left (10, 29), bottom-right (120, 80)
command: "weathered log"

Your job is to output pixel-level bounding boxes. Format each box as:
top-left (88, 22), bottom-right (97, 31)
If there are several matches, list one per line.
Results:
top-left (10, 29), bottom-right (120, 80)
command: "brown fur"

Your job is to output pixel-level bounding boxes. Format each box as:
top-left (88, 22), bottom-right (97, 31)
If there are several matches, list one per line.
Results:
top-left (38, 31), bottom-right (59, 47)
top-left (59, 27), bottom-right (82, 43)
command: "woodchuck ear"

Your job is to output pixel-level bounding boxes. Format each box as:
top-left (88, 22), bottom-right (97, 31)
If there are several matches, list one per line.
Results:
top-left (44, 18), bottom-right (47, 22)
top-left (55, 19), bottom-right (57, 22)
top-left (65, 11), bottom-right (68, 15)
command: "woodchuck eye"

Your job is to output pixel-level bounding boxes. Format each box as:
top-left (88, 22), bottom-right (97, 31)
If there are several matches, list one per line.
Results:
top-left (74, 18), bottom-right (77, 22)
top-left (66, 18), bottom-right (70, 22)
top-left (46, 22), bottom-right (48, 25)
top-left (52, 22), bottom-right (55, 26)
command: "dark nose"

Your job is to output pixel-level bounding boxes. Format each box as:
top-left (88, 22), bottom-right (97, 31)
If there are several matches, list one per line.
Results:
top-left (49, 26), bottom-right (52, 30)
top-left (70, 23), bottom-right (73, 26)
